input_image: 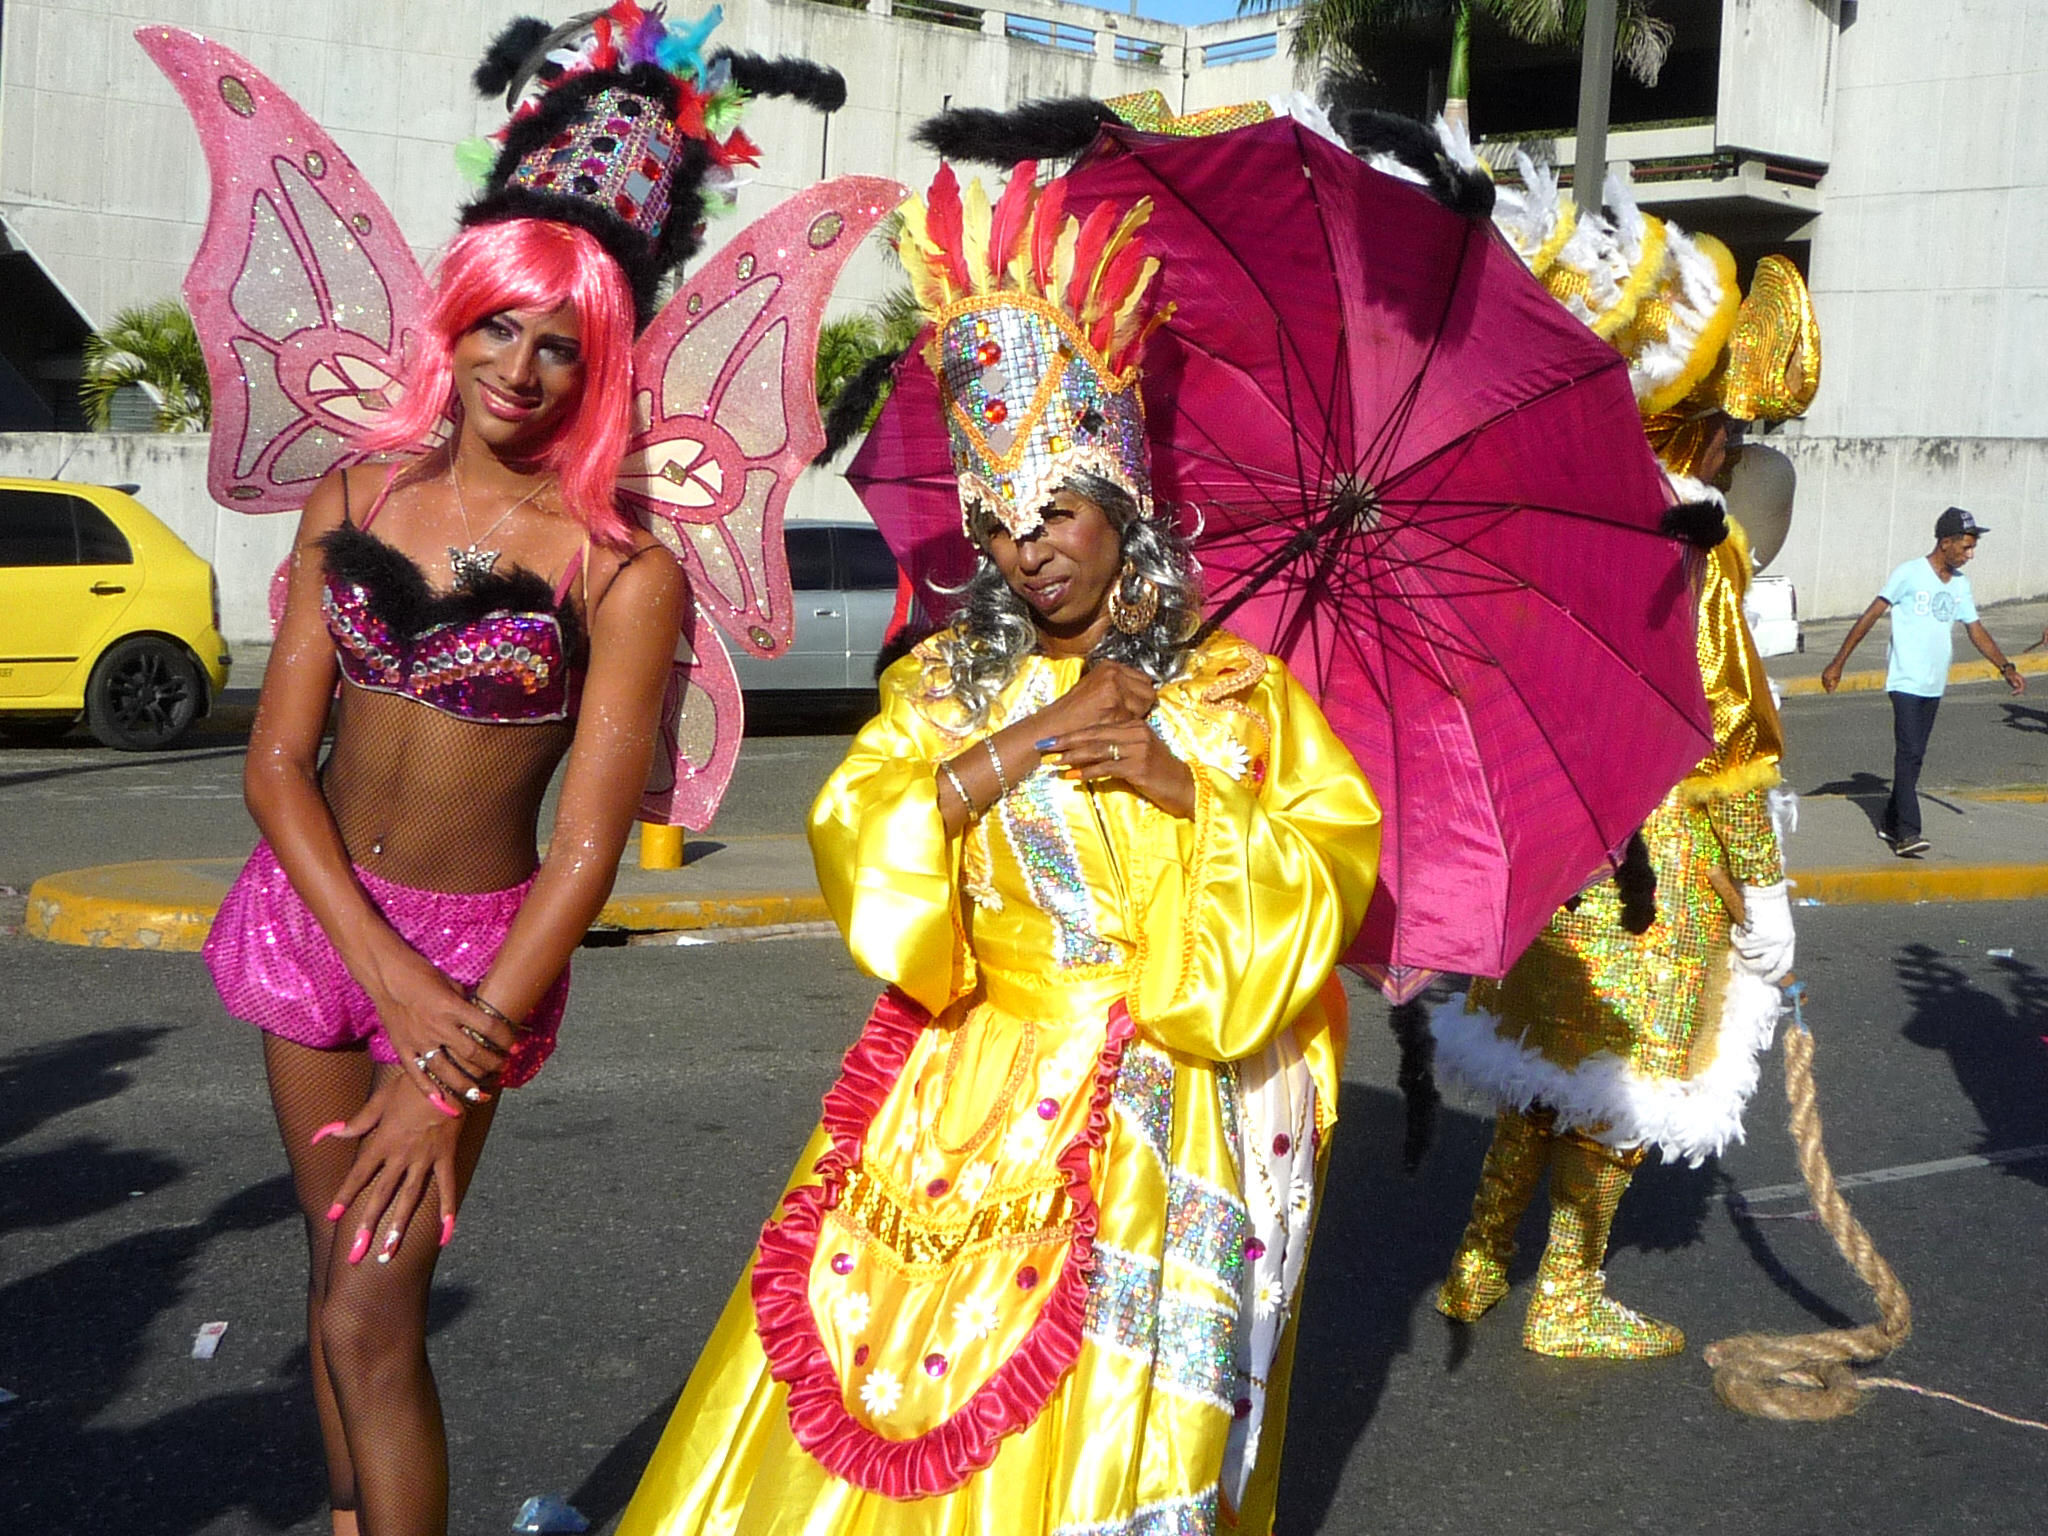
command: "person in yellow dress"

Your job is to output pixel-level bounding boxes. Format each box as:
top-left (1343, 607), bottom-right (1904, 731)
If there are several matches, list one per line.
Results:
top-left (619, 162), bottom-right (1381, 1536)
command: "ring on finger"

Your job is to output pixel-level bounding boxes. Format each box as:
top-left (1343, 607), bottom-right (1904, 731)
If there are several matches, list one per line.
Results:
top-left (415, 1047), bottom-right (441, 1070)
top-left (1109, 742), bottom-right (1122, 763)
top-left (458, 1023), bottom-right (509, 1056)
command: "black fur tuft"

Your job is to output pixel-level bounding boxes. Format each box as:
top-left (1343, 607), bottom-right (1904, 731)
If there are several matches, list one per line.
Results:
top-left (1333, 106), bottom-right (1495, 218)
top-left (873, 622), bottom-right (938, 682)
top-left (711, 51), bottom-right (846, 113)
top-left (474, 17), bottom-right (552, 98)
top-left (1387, 999), bottom-right (1441, 1173)
top-left (915, 98), bottom-right (1122, 166)
top-left (319, 522), bottom-right (587, 661)
top-left (1616, 831), bottom-right (1659, 934)
top-left (1660, 499), bottom-right (1729, 549)
top-left (815, 350), bottom-right (908, 466)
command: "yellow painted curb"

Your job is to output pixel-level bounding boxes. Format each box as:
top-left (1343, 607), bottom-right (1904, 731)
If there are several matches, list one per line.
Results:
top-left (1777, 652), bottom-right (2048, 697)
top-left (1790, 862), bottom-right (2048, 906)
top-left (27, 859), bottom-right (238, 951)
top-left (1963, 786), bottom-right (2048, 804)
top-left (27, 858), bottom-right (829, 950)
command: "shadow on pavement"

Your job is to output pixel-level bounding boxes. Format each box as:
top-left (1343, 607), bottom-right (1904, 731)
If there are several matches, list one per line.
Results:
top-left (1898, 943), bottom-right (2048, 1185)
top-left (2000, 702), bottom-right (2048, 736)
top-left (1805, 770), bottom-right (1891, 834)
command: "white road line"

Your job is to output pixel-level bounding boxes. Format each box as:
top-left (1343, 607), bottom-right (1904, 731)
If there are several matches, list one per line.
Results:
top-left (1732, 1143), bottom-right (2048, 1206)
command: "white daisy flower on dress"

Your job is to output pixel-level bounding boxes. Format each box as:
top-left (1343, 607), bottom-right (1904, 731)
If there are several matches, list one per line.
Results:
top-left (1254, 1277), bottom-right (1285, 1319)
top-left (952, 1294), bottom-right (1002, 1342)
top-left (1214, 737), bottom-right (1251, 782)
top-left (956, 1161), bottom-right (993, 1203)
top-left (858, 1368), bottom-right (903, 1417)
top-left (1288, 1176), bottom-right (1314, 1217)
top-left (836, 1292), bottom-right (872, 1332)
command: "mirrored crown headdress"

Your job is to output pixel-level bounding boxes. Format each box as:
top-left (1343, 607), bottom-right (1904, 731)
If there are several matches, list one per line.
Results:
top-left (896, 160), bottom-right (1166, 541)
top-left (460, 3), bottom-right (844, 326)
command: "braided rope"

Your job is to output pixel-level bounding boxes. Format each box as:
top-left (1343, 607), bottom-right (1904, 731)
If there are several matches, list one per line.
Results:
top-left (1705, 990), bottom-right (1914, 1420)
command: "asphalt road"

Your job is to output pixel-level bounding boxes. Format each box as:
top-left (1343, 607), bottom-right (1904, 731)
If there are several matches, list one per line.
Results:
top-left (3, 901), bottom-right (2047, 1534)
top-left (1776, 680), bottom-right (2048, 799)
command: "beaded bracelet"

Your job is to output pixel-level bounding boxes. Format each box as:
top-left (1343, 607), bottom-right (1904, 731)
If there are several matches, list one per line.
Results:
top-left (983, 737), bottom-right (1012, 799)
top-left (939, 760), bottom-right (979, 817)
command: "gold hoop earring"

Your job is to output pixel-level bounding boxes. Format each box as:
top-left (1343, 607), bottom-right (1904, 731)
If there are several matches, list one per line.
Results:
top-left (1107, 561), bottom-right (1160, 635)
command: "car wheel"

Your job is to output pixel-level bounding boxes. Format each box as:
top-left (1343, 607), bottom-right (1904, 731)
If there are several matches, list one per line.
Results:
top-left (85, 637), bottom-right (203, 750)
top-left (0, 714), bottom-right (80, 746)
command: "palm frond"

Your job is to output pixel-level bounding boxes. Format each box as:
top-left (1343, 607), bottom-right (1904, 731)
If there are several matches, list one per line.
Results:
top-left (80, 298), bottom-right (210, 432)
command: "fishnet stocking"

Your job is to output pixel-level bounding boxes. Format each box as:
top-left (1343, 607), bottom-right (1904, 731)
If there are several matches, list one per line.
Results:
top-left (265, 1035), bottom-right (498, 1534)
top-left (321, 684), bottom-right (574, 892)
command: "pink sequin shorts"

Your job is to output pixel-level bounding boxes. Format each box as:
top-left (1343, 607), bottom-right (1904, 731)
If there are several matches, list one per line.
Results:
top-left (203, 839), bottom-right (568, 1088)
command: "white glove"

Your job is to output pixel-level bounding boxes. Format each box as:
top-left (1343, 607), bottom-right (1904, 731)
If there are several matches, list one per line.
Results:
top-left (1730, 879), bottom-right (1795, 982)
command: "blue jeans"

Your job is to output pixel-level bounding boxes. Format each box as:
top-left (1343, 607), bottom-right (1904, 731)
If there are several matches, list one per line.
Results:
top-left (1885, 690), bottom-right (1942, 841)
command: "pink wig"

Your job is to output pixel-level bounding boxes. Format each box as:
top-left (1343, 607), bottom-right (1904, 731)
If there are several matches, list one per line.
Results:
top-left (356, 219), bottom-right (636, 545)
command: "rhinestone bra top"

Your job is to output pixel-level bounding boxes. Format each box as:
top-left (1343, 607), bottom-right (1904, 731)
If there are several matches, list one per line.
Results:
top-left (319, 521), bottom-right (586, 725)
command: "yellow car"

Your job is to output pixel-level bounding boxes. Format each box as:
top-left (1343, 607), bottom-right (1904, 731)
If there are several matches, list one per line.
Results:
top-left (0, 477), bottom-right (231, 750)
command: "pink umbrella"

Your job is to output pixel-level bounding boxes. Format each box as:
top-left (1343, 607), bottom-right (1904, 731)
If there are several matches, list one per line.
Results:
top-left (847, 118), bottom-right (1710, 988)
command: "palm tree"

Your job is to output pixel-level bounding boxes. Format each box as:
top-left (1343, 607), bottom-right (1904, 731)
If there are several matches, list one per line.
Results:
top-left (80, 299), bottom-right (210, 433)
top-left (814, 288), bottom-right (925, 436)
top-left (1249, 0), bottom-right (1673, 132)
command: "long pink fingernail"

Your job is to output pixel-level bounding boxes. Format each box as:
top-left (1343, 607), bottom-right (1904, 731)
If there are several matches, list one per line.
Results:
top-left (430, 1093), bottom-right (460, 1119)
top-left (439, 1214), bottom-right (456, 1248)
top-left (376, 1227), bottom-right (401, 1264)
top-left (325, 1202), bottom-right (346, 1222)
top-left (310, 1121), bottom-right (348, 1146)
top-left (347, 1228), bottom-right (371, 1265)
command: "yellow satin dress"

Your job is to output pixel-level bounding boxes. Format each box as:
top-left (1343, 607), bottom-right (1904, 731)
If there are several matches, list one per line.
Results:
top-left (619, 632), bottom-right (1380, 1536)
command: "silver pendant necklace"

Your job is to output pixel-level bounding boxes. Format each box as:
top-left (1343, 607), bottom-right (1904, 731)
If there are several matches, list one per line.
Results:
top-left (448, 459), bottom-right (549, 589)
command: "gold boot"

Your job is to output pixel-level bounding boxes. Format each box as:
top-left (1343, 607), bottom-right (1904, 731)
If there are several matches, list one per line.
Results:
top-left (1436, 1108), bottom-right (1552, 1323)
top-left (1522, 1133), bottom-right (1684, 1359)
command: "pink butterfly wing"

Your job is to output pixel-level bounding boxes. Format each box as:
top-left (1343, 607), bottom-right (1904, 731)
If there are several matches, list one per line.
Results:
top-left (139, 26), bottom-right (428, 514)
top-left (621, 176), bottom-right (907, 659)
top-left (638, 603), bottom-right (744, 829)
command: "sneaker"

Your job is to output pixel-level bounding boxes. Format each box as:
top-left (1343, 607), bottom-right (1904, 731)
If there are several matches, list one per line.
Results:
top-left (1877, 827), bottom-right (1897, 847)
top-left (1894, 836), bottom-right (1931, 857)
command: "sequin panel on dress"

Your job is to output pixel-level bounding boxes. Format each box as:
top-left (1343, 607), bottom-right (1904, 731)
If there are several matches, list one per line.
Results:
top-left (993, 670), bottom-right (1118, 969)
top-left (1082, 1241), bottom-right (1161, 1362)
top-left (1155, 1290), bottom-right (1238, 1410)
top-left (1052, 1489), bottom-right (1219, 1536)
top-left (1112, 1043), bottom-right (1175, 1170)
top-left (1165, 1170), bottom-right (1248, 1292)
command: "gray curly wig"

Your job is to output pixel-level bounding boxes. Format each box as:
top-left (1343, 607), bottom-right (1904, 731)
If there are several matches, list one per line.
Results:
top-left (922, 474), bottom-right (1202, 732)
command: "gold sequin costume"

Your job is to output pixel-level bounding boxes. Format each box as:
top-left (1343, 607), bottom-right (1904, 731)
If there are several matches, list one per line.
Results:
top-left (617, 636), bottom-right (1380, 1535)
top-left (1431, 166), bottom-right (1821, 1359)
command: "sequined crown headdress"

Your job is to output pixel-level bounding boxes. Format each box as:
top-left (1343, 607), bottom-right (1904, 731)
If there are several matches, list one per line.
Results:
top-left (897, 160), bottom-right (1166, 541)
top-left (461, 3), bottom-right (844, 326)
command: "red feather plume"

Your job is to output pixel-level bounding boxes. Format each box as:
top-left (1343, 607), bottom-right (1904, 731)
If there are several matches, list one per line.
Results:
top-left (986, 161), bottom-right (1038, 283)
top-left (1031, 177), bottom-right (1069, 292)
top-left (1064, 201), bottom-right (1118, 316)
top-left (924, 163), bottom-right (971, 296)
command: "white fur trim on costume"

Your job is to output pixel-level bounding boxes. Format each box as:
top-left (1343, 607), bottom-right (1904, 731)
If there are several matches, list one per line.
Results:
top-left (1430, 952), bottom-right (1785, 1166)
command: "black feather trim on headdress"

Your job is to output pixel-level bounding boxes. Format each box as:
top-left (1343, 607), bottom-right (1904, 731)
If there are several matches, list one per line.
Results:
top-left (710, 50), bottom-right (846, 113)
top-left (1387, 999), bottom-right (1441, 1173)
top-left (1332, 106), bottom-right (1495, 218)
top-left (1660, 499), bottom-right (1730, 550)
top-left (914, 97), bottom-right (1123, 166)
top-left (463, 63), bottom-right (711, 327)
top-left (873, 622), bottom-right (938, 682)
top-left (1616, 830), bottom-right (1659, 934)
top-left (814, 349), bottom-right (908, 467)
top-left (475, 16), bottom-right (553, 98)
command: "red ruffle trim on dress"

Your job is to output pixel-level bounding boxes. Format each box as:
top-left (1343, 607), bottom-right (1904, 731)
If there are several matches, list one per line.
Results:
top-left (751, 985), bottom-right (1136, 1499)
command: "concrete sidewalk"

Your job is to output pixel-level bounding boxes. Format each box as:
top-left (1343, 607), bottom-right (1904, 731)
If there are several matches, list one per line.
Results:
top-left (26, 787), bottom-right (2048, 952)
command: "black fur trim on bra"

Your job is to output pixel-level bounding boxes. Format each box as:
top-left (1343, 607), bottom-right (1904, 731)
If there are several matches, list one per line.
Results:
top-left (1333, 107), bottom-right (1496, 218)
top-left (1387, 998), bottom-right (1441, 1173)
top-left (1616, 830), bottom-right (1659, 934)
top-left (815, 348), bottom-right (908, 466)
top-left (710, 50), bottom-right (846, 113)
top-left (320, 522), bottom-right (588, 663)
top-left (914, 98), bottom-right (1122, 165)
top-left (1661, 499), bottom-right (1730, 549)
top-left (475, 16), bottom-right (551, 98)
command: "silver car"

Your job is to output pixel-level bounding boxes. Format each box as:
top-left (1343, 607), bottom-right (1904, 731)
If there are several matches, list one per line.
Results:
top-left (730, 521), bottom-right (902, 691)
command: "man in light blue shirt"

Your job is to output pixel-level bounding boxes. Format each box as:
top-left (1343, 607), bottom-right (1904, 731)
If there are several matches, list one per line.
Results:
top-left (1821, 507), bottom-right (2027, 855)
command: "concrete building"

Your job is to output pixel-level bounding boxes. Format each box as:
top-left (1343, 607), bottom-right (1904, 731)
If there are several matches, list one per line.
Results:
top-left (1, 0), bottom-right (2042, 639)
